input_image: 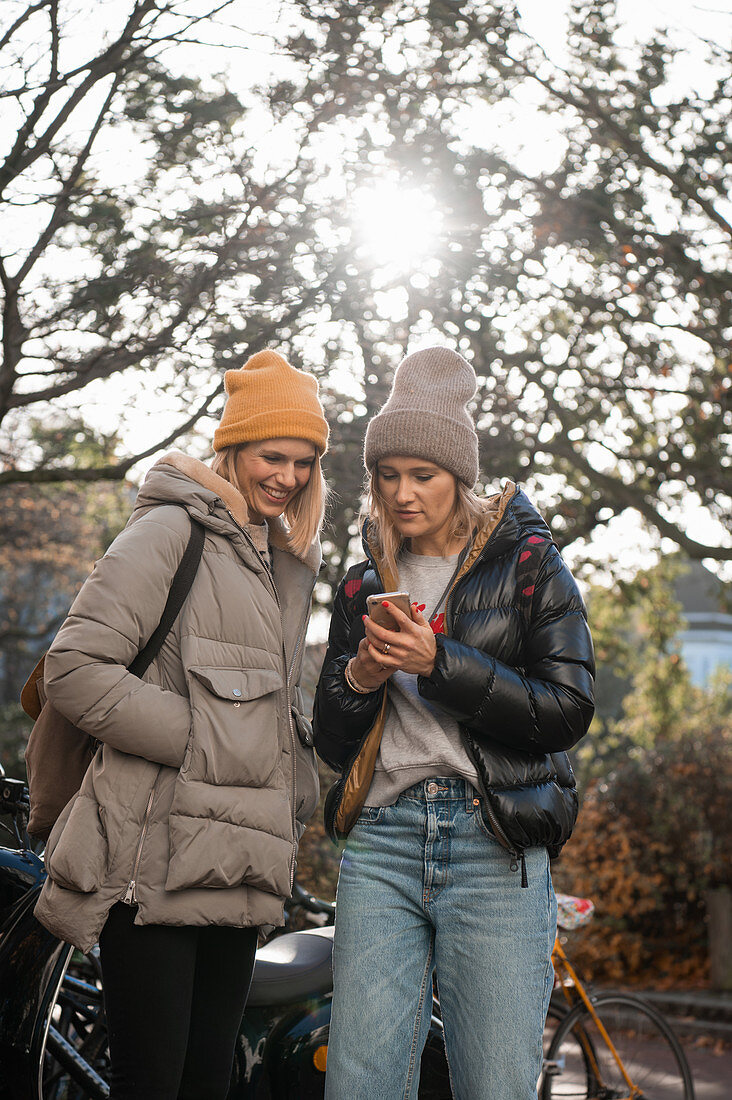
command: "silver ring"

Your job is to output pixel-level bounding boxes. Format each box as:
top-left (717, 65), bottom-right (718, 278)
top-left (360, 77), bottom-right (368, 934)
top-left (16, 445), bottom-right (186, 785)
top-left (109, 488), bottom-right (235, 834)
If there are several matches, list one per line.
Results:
top-left (382, 642), bottom-right (390, 656)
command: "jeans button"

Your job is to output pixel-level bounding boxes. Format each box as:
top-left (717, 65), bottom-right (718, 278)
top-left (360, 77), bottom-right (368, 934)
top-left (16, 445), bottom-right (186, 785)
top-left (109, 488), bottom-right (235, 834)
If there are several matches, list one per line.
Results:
top-left (427, 781), bottom-right (438, 796)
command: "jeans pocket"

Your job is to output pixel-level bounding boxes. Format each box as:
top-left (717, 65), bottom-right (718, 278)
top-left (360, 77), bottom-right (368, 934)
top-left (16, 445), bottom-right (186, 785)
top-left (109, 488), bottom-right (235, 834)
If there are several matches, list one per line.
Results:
top-left (473, 804), bottom-right (499, 843)
top-left (354, 805), bottom-right (384, 826)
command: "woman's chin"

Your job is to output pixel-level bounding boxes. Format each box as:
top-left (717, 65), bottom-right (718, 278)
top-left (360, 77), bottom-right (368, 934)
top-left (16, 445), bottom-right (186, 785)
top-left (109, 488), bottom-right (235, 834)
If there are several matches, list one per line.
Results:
top-left (394, 519), bottom-right (425, 539)
top-left (255, 490), bottom-right (290, 517)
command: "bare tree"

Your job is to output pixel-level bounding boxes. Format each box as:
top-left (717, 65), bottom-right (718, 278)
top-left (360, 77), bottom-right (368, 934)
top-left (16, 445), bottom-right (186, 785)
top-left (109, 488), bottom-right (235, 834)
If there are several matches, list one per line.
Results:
top-left (0, 0), bottom-right (348, 484)
top-left (291, 0), bottom-right (732, 567)
top-left (1, 0), bottom-right (729, 570)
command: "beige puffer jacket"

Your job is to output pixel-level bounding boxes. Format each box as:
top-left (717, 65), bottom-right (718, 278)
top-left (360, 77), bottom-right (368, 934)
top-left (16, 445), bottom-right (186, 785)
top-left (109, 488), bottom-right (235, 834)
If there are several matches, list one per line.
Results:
top-left (34, 453), bottom-right (321, 952)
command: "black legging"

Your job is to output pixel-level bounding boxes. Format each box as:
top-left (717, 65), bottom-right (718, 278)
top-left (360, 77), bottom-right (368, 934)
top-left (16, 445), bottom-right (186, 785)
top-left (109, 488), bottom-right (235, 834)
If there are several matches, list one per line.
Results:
top-left (99, 902), bottom-right (258, 1100)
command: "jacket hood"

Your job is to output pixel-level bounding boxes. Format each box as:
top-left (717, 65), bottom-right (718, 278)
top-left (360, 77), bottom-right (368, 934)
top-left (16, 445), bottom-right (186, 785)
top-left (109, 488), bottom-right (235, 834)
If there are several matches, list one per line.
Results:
top-left (479, 483), bottom-right (553, 560)
top-left (133, 451), bottom-right (321, 574)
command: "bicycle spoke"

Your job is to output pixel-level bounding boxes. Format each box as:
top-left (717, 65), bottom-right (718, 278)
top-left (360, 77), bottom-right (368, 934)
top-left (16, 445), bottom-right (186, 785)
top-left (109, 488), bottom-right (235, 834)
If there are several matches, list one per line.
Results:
top-left (543, 994), bottom-right (694, 1100)
top-left (42, 952), bottom-right (110, 1099)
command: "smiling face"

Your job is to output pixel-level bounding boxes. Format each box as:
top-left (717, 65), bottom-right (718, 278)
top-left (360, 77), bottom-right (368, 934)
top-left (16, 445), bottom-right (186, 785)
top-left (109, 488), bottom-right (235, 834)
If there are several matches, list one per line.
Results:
top-left (235, 438), bottom-right (317, 524)
top-left (376, 456), bottom-right (461, 555)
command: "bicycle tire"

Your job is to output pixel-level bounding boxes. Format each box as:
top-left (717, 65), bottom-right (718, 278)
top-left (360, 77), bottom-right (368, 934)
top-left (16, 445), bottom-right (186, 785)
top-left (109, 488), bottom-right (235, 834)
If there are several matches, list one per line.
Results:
top-left (539, 1000), bottom-right (576, 1096)
top-left (39, 949), bottom-right (109, 1099)
top-left (542, 991), bottom-right (694, 1100)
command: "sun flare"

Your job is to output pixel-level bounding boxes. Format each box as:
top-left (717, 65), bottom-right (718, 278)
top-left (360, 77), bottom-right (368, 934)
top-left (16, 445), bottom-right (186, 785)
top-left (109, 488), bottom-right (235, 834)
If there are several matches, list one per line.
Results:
top-left (353, 182), bottom-right (443, 269)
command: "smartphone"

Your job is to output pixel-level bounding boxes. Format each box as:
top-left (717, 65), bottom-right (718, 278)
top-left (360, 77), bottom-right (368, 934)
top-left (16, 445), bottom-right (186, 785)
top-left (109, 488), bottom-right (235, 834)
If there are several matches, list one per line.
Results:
top-left (366, 591), bottom-right (412, 630)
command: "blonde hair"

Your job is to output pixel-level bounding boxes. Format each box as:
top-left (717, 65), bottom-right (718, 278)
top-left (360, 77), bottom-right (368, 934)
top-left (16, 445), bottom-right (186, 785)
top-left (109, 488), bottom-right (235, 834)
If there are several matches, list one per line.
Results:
top-left (362, 463), bottom-right (484, 583)
top-left (211, 443), bottom-right (328, 558)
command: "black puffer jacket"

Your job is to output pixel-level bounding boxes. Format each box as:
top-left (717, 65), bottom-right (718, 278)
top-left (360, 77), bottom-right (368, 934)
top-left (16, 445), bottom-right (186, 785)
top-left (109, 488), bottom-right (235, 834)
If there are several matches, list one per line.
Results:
top-left (313, 482), bottom-right (595, 864)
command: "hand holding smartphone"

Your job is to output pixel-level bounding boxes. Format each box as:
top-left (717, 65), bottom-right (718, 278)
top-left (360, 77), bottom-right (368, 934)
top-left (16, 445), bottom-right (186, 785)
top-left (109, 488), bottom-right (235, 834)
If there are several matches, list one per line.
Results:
top-left (361, 589), bottom-right (436, 679)
top-left (365, 591), bottom-right (412, 630)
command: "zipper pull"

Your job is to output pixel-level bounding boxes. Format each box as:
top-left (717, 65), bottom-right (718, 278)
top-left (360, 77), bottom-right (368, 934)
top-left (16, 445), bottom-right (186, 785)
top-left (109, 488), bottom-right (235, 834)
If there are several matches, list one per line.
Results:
top-left (508, 853), bottom-right (529, 887)
top-left (122, 880), bottom-right (136, 905)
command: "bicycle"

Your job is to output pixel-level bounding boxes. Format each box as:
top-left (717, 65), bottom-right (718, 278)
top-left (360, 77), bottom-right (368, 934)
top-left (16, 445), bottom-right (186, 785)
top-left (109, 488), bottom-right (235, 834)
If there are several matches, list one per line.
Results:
top-left (543, 894), bottom-right (695, 1099)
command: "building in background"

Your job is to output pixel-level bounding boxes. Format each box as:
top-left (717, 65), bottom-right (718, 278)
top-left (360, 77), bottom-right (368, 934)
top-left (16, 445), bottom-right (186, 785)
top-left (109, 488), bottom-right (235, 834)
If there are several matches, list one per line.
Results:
top-left (675, 561), bottom-right (732, 687)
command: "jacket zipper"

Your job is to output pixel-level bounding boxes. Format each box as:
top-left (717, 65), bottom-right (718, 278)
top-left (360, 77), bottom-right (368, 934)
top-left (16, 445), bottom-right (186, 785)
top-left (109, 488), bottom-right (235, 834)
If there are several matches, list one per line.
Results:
top-left (341, 521), bottom-right (527, 886)
top-left (224, 505), bottom-right (315, 891)
top-left (443, 547), bottom-right (529, 888)
top-left (331, 543), bottom-right (398, 831)
top-left (282, 573), bottom-right (318, 890)
top-left (122, 772), bottom-right (160, 904)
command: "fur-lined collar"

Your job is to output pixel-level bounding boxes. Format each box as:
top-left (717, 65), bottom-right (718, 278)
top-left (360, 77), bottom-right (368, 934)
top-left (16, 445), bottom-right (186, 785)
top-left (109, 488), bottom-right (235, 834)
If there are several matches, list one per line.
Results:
top-left (152, 451), bottom-right (321, 573)
top-left (457, 479), bottom-right (517, 577)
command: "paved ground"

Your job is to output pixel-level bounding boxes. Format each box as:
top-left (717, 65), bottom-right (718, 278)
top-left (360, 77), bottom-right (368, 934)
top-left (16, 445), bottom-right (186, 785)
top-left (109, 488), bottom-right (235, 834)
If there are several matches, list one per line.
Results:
top-left (542, 1010), bottom-right (731, 1098)
top-left (684, 1041), bottom-right (732, 1099)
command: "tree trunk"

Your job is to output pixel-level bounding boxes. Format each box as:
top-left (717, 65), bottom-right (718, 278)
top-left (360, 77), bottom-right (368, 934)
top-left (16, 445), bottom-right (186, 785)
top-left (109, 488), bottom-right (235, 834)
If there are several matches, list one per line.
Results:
top-left (706, 887), bottom-right (732, 992)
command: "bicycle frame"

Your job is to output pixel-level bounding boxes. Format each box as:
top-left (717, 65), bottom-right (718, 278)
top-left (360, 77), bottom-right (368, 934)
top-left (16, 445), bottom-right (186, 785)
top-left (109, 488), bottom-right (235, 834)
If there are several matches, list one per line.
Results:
top-left (551, 937), bottom-right (641, 1099)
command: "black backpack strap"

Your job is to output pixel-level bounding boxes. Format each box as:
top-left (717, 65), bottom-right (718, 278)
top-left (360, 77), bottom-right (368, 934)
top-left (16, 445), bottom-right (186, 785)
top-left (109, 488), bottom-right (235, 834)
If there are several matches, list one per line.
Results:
top-left (128, 519), bottom-right (205, 678)
top-left (516, 534), bottom-right (552, 633)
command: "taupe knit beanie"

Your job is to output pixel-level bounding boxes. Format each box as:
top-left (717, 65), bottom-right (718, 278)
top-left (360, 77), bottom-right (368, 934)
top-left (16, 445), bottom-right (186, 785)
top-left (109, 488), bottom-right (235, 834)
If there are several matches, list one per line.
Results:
top-left (364, 346), bottom-right (479, 486)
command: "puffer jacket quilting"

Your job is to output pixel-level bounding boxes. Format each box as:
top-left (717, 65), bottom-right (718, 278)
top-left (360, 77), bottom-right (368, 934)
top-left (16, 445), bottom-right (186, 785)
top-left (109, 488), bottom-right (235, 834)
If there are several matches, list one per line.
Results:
top-left (34, 452), bottom-right (320, 952)
top-left (313, 482), bottom-right (595, 860)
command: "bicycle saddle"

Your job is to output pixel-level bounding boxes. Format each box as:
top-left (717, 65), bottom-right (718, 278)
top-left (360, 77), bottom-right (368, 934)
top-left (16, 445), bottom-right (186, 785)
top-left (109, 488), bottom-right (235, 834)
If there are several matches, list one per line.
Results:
top-left (247, 925), bottom-right (334, 1006)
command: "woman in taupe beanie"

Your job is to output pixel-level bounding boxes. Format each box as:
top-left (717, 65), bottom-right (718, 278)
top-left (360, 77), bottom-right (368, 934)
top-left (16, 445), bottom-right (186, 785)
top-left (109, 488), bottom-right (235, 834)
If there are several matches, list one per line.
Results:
top-left (313, 345), bottom-right (595, 1099)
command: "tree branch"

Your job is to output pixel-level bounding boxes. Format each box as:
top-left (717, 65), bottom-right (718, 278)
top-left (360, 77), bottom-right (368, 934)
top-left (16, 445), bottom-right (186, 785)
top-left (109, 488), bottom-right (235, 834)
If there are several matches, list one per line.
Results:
top-left (0, 382), bottom-right (221, 485)
top-left (48, 0), bottom-right (59, 86)
top-left (0, 256), bottom-right (25, 417)
top-left (8, 155), bottom-right (336, 411)
top-left (0, 0), bottom-right (48, 52)
top-left (552, 440), bottom-right (732, 559)
top-left (12, 73), bottom-right (123, 287)
top-left (454, 5), bottom-right (732, 238)
top-left (0, 263), bottom-right (338, 485)
top-left (0, 0), bottom-right (157, 198)
top-left (0, 612), bottom-right (66, 642)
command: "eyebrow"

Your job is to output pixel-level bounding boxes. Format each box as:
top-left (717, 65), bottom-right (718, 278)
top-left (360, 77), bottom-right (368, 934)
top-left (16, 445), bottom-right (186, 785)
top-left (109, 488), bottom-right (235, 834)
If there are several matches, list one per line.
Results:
top-left (260, 449), bottom-right (315, 461)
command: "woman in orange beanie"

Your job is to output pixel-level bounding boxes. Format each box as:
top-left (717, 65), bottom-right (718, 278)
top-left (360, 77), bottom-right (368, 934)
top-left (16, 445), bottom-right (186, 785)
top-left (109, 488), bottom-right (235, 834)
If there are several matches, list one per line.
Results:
top-left (211, 348), bottom-right (329, 556)
top-left (35, 348), bottom-right (328, 1099)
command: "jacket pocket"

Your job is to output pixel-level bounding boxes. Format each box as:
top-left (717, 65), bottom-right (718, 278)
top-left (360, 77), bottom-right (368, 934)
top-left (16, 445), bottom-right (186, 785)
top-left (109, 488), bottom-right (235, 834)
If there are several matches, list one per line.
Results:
top-left (44, 794), bottom-right (108, 893)
top-left (292, 709), bottom-right (319, 830)
top-left (186, 666), bottom-right (284, 786)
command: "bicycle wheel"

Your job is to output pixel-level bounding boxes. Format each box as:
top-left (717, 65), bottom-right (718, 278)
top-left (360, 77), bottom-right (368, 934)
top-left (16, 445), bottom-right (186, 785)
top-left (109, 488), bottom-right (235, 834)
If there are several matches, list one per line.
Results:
top-left (543, 992), bottom-right (694, 1100)
top-left (539, 1001), bottom-right (572, 1096)
top-left (40, 948), bottom-right (110, 1099)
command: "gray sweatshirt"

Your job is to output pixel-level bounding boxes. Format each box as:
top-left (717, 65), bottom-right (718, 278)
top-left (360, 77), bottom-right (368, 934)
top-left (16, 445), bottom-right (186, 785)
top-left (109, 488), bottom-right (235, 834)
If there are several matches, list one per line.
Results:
top-left (366, 549), bottom-right (480, 806)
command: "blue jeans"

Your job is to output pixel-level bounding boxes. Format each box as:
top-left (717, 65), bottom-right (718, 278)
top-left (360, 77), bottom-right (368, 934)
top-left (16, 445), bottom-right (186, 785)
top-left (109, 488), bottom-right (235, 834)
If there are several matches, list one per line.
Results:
top-left (325, 778), bottom-right (557, 1100)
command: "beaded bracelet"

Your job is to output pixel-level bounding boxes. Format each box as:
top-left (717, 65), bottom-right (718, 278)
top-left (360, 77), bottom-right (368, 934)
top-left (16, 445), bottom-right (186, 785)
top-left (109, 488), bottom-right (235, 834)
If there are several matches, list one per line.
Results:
top-left (345, 658), bottom-right (376, 694)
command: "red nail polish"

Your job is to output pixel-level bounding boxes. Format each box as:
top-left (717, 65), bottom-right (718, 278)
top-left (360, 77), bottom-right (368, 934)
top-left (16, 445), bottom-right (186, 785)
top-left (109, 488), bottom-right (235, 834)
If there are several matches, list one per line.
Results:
top-left (382, 601), bottom-right (390, 607)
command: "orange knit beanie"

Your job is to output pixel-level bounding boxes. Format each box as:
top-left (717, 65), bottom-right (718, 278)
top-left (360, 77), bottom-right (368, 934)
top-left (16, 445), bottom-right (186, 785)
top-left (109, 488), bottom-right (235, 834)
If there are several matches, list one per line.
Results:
top-left (213, 349), bottom-right (329, 454)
